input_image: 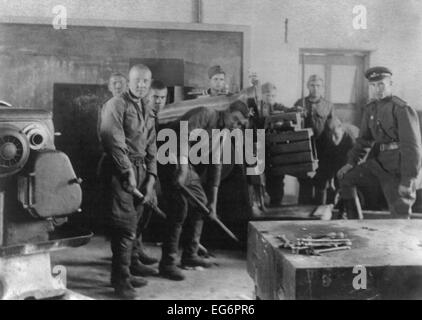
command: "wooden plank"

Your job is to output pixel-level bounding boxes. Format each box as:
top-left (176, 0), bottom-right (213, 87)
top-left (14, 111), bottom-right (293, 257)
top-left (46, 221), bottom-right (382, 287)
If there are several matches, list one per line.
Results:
top-left (267, 129), bottom-right (313, 143)
top-left (270, 152), bottom-right (314, 166)
top-left (270, 162), bottom-right (318, 176)
top-left (248, 220), bottom-right (422, 300)
top-left (269, 140), bottom-right (311, 155)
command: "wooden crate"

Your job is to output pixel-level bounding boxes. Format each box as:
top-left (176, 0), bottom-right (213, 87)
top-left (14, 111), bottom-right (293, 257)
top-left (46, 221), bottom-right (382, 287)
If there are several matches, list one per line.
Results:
top-left (247, 220), bottom-right (422, 300)
top-left (266, 128), bottom-right (318, 176)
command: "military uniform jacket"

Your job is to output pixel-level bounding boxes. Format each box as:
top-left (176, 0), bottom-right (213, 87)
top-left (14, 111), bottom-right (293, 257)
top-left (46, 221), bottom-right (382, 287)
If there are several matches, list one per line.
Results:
top-left (100, 90), bottom-right (157, 177)
top-left (347, 96), bottom-right (422, 188)
top-left (293, 96), bottom-right (334, 139)
top-left (170, 107), bottom-right (224, 189)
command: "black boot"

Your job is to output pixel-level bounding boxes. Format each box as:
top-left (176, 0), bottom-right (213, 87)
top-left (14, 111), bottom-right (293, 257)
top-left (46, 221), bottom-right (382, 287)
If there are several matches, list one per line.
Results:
top-left (181, 218), bottom-right (212, 268)
top-left (344, 197), bottom-right (363, 220)
top-left (114, 278), bottom-right (137, 299)
top-left (130, 260), bottom-right (159, 277)
top-left (130, 276), bottom-right (148, 288)
top-left (111, 275), bottom-right (148, 289)
top-left (159, 264), bottom-right (186, 281)
top-left (160, 222), bottom-right (185, 280)
top-left (133, 233), bottom-right (158, 265)
top-left (181, 256), bottom-right (212, 268)
top-left (138, 251), bottom-right (159, 265)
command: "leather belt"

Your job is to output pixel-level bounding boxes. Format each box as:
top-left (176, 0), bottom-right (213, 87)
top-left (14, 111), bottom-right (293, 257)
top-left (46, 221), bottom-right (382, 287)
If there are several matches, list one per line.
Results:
top-left (379, 142), bottom-right (399, 152)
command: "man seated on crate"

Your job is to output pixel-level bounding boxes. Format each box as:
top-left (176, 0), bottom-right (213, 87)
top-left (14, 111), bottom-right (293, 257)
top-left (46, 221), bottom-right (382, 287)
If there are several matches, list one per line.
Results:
top-left (313, 117), bottom-right (357, 205)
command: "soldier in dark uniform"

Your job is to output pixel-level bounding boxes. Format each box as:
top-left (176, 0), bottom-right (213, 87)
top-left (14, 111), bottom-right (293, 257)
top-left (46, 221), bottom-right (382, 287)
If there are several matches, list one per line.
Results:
top-left (100, 64), bottom-right (158, 299)
top-left (337, 66), bottom-right (422, 219)
top-left (292, 74), bottom-right (334, 204)
top-left (158, 101), bottom-right (250, 281)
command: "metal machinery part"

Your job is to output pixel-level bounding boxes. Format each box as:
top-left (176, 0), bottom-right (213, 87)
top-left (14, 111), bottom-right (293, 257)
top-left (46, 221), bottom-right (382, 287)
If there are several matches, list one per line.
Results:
top-left (0, 107), bottom-right (91, 300)
top-left (22, 123), bottom-right (49, 151)
top-left (0, 125), bottom-right (30, 178)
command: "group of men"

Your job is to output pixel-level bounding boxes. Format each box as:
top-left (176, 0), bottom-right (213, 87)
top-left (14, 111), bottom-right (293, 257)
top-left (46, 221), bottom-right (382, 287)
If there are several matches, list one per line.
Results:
top-left (99, 64), bottom-right (249, 298)
top-left (98, 63), bottom-right (422, 299)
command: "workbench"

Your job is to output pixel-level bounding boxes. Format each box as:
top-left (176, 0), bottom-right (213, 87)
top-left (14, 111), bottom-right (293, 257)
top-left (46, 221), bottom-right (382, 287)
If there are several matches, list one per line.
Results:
top-left (247, 220), bottom-right (422, 300)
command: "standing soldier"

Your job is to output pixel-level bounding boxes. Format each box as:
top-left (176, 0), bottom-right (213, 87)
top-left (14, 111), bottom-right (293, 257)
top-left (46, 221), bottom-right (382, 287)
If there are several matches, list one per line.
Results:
top-left (201, 65), bottom-right (229, 97)
top-left (100, 64), bottom-right (158, 299)
top-left (337, 67), bottom-right (422, 219)
top-left (158, 101), bottom-right (250, 281)
top-left (293, 75), bottom-right (334, 204)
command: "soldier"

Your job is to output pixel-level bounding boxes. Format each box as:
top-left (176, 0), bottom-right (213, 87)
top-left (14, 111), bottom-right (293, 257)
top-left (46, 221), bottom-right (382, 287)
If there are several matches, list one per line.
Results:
top-left (158, 101), bottom-right (250, 281)
top-left (337, 66), bottom-right (422, 219)
top-left (293, 75), bottom-right (334, 204)
top-left (97, 73), bottom-right (128, 144)
top-left (108, 72), bottom-right (128, 97)
top-left (201, 65), bottom-right (229, 97)
top-left (258, 82), bottom-right (290, 207)
top-left (100, 64), bottom-right (158, 299)
top-left (150, 79), bottom-right (168, 131)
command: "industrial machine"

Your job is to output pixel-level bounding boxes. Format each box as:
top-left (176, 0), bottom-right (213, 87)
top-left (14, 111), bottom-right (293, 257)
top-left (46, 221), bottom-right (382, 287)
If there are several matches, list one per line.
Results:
top-left (0, 104), bottom-right (91, 300)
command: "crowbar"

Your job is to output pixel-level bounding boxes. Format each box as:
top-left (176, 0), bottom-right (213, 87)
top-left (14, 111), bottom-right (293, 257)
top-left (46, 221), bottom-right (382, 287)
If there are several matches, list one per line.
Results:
top-left (179, 185), bottom-right (240, 243)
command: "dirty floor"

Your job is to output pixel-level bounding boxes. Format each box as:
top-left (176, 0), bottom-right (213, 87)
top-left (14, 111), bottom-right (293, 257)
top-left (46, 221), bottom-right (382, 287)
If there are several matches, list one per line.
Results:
top-left (51, 236), bottom-right (254, 300)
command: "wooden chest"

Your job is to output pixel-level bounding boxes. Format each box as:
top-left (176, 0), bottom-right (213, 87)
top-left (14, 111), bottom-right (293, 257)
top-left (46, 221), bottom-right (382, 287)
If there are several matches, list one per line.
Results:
top-left (247, 220), bottom-right (422, 300)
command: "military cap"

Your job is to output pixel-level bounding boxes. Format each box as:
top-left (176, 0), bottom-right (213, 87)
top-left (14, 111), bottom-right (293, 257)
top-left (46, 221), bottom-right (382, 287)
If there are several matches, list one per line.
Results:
top-left (229, 100), bottom-right (250, 118)
top-left (208, 65), bottom-right (225, 79)
top-left (365, 66), bottom-right (392, 81)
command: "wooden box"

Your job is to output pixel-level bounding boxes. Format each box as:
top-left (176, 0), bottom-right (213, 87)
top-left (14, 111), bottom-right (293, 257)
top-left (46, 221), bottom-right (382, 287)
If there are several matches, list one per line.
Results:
top-left (247, 220), bottom-right (422, 300)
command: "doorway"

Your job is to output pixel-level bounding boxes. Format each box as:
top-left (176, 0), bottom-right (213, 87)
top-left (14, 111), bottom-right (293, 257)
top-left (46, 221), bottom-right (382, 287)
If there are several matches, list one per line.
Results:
top-left (299, 49), bottom-right (370, 126)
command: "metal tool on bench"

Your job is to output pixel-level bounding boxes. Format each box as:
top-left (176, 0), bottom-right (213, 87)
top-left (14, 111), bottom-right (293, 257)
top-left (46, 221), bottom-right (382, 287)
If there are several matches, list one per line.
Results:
top-left (277, 232), bottom-right (352, 256)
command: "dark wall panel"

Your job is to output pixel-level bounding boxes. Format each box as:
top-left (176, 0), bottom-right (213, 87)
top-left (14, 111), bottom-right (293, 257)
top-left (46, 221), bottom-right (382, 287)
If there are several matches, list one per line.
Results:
top-left (0, 23), bottom-right (243, 111)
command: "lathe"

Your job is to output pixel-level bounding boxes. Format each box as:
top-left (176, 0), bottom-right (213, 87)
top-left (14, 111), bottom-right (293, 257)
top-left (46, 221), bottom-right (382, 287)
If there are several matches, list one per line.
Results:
top-left (0, 104), bottom-right (91, 300)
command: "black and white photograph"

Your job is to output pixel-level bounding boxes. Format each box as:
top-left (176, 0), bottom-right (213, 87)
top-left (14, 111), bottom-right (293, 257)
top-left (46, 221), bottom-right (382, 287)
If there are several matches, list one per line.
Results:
top-left (0, 0), bottom-right (422, 304)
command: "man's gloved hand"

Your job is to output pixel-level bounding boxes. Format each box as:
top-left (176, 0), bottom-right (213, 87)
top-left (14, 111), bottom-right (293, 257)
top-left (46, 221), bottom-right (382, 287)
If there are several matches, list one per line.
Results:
top-left (337, 163), bottom-right (354, 180)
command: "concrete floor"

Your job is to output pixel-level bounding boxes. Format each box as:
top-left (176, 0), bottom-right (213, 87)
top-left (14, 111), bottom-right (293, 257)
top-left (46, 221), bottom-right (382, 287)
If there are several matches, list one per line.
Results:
top-left (51, 236), bottom-right (254, 300)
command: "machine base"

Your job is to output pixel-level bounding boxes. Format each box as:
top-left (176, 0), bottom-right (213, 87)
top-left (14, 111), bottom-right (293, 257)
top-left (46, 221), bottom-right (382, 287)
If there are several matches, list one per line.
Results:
top-left (0, 252), bottom-right (66, 300)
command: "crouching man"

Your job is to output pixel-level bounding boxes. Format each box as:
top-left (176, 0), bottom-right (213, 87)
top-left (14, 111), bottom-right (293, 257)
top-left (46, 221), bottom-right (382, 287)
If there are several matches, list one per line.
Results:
top-left (158, 101), bottom-right (250, 281)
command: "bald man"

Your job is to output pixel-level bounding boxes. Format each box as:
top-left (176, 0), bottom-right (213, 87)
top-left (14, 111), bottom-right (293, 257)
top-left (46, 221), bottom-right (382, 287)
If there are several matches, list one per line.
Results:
top-left (100, 64), bottom-right (158, 298)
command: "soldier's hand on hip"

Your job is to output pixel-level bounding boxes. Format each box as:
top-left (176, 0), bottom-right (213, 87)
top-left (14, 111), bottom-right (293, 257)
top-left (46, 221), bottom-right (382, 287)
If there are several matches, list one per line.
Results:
top-left (337, 164), bottom-right (353, 180)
